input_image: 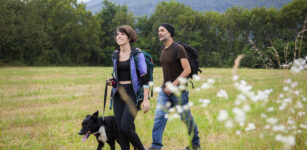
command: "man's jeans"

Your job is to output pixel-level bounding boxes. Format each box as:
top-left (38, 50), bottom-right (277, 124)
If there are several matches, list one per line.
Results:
top-left (150, 91), bottom-right (200, 149)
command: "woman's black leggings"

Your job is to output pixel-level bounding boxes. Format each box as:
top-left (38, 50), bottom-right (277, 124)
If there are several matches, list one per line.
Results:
top-left (113, 84), bottom-right (144, 150)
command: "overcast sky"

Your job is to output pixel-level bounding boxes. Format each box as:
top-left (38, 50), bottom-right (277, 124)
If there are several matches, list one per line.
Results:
top-left (77, 0), bottom-right (90, 3)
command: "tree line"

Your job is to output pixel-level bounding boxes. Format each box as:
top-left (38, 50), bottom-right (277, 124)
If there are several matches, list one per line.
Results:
top-left (0, 0), bottom-right (306, 67)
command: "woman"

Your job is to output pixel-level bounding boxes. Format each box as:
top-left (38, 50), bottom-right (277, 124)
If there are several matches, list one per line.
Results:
top-left (108, 25), bottom-right (150, 150)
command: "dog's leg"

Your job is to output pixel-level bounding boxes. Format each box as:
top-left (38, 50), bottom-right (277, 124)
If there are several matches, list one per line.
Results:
top-left (107, 141), bottom-right (116, 150)
top-left (97, 142), bottom-right (104, 150)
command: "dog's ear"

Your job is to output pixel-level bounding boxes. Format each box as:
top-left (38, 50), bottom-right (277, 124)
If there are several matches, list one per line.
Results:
top-left (91, 111), bottom-right (99, 120)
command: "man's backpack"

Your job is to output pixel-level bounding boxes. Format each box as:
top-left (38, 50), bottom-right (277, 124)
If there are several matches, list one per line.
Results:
top-left (174, 41), bottom-right (202, 80)
top-left (133, 48), bottom-right (154, 100)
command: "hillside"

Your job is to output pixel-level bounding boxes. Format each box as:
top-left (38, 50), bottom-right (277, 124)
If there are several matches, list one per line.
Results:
top-left (85, 0), bottom-right (293, 15)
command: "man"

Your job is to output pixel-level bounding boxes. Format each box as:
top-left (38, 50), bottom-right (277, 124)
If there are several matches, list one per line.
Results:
top-left (148, 24), bottom-right (201, 150)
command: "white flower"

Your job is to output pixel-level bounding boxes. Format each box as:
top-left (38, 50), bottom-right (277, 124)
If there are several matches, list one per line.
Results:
top-left (290, 58), bottom-right (306, 73)
top-left (169, 108), bottom-right (175, 113)
top-left (188, 102), bottom-right (194, 107)
top-left (237, 94), bottom-right (247, 101)
top-left (176, 105), bottom-right (183, 113)
top-left (217, 110), bottom-right (228, 121)
top-left (275, 134), bottom-right (295, 146)
top-left (268, 107), bottom-right (274, 112)
top-left (207, 78), bottom-right (215, 84)
top-left (179, 85), bottom-right (186, 91)
top-left (166, 102), bottom-right (172, 107)
top-left (298, 111), bottom-right (306, 116)
top-left (169, 114), bottom-right (180, 120)
top-left (294, 90), bottom-right (301, 96)
top-left (285, 79), bottom-right (292, 84)
top-left (265, 125), bottom-right (271, 129)
top-left (165, 82), bottom-right (179, 93)
top-left (233, 75), bottom-right (239, 81)
top-left (235, 100), bottom-right (241, 105)
top-left (245, 123), bottom-right (256, 131)
top-left (266, 118), bottom-right (279, 125)
top-left (235, 80), bottom-right (253, 94)
top-left (148, 81), bottom-right (154, 87)
top-left (287, 120), bottom-right (294, 125)
top-left (178, 77), bottom-right (188, 85)
top-left (279, 103), bottom-right (287, 110)
top-left (165, 114), bottom-right (169, 119)
top-left (192, 74), bottom-right (200, 81)
top-left (232, 107), bottom-right (246, 124)
top-left (260, 113), bottom-right (267, 118)
top-left (217, 89), bottom-right (228, 99)
top-left (272, 125), bottom-right (286, 132)
top-left (201, 83), bottom-right (211, 89)
top-left (243, 105), bottom-right (250, 112)
top-left (299, 124), bottom-right (307, 130)
top-left (279, 94), bottom-right (284, 98)
top-left (291, 82), bottom-right (298, 88)
top-left (154, 87), bottom-right (162, 93)
top-left (298, 130), bottom-right (302, 133)
top-left (225, 120), bottom-right (233, 128)
top-left (236, 130), bottom-right (241, 135)
top-left (235, 94), bottom-right (246, 105)
top-left (303, 97), bottom-right (306, 102)
top-left (283, 86), bottom-right (289, 91)
top-left (295, 101), bottom-right (303, 109)
top-left (199, 99), bottom-right (210, 107)
top-left (283, 98), bottom-right (292, 103)
top-left (183, 104), bottom-right (189, 110)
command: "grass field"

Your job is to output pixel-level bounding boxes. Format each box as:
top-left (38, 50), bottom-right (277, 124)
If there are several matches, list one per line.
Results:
top-left (0, 67), bottom-right (306, 150)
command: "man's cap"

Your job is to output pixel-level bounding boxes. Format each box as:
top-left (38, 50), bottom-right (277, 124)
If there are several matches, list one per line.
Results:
top-left (160, 23), bottom-right (175, 37)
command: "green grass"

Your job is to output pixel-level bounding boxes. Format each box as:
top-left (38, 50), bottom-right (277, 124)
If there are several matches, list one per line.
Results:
top-left (0, 67), bottom-right (306, 150)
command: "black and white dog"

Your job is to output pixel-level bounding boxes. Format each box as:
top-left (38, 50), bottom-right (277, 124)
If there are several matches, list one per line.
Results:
top-left (79, 111), bottom-right (138, 150)
top-left (79, 111), bottom-right (119, 150)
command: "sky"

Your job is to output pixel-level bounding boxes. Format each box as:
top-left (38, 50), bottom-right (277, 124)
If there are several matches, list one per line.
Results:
top-left (77, 0), bottom-right (90, 3)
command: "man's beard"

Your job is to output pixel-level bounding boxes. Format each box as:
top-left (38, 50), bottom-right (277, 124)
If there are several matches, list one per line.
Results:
top-left (159, 36), bottom-right (167, 42)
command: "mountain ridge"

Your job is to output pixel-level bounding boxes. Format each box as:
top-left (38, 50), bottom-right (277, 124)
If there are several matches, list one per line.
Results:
top-left (85, 0), bottom-right (293, 16)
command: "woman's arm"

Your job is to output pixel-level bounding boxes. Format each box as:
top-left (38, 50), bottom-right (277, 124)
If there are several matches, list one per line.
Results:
top-left (137, 52), bottom-right (150, 113)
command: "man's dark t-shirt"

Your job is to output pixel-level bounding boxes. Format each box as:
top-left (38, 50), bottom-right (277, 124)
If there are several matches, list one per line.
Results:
top-left (160, 42), bottom-right (188, 88)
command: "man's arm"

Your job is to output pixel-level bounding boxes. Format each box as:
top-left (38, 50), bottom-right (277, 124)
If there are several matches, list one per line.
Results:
top-left (164, 58), bottom-right (191, 95)
top-left (172, 58), bottom-right (191, 86)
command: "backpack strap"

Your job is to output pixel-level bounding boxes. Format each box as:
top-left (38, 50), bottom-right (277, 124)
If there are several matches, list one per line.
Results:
top-left (174, 42), bottom-right (180, 61)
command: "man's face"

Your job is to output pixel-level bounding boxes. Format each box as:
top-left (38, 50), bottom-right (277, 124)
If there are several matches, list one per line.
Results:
top-left (158, 26), bottom-right (171, 42)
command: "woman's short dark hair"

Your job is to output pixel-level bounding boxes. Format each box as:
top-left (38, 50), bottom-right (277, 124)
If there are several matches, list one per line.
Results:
top-left (116, 25), bottom-right (138, 43)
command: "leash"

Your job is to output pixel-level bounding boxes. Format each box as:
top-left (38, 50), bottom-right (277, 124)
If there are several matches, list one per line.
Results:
top-left (102, 79), bottom-right (108, 120)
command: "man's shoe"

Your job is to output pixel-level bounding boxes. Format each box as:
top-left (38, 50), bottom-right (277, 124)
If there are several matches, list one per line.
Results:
top-left (183, 144), bottom-right (201, 150)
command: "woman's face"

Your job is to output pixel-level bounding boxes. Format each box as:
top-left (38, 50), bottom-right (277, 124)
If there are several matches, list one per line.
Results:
top-left (115, 31), bottom-right (130, 46)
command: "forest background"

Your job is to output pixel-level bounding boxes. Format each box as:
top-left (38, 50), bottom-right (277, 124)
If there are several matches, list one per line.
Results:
top-left (0, 0), bottom-right (306, 67)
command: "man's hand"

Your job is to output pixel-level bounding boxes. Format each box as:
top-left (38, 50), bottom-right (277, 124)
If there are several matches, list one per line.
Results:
top-left (142, 98), bottom-right (150, 113)
top-left (163, 79), bottom-right (179, 95)
top-left (163, 87), bottom-right (172, 95)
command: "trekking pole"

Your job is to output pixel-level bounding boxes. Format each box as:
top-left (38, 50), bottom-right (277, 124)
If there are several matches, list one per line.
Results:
top-left (102, 79), bottom-right (108, 120)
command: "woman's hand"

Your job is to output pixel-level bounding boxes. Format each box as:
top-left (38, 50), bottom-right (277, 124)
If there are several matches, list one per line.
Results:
top-left (107, 78), bottom-right (114, 86)
top-left (142, 98), bottom-right (150, 113)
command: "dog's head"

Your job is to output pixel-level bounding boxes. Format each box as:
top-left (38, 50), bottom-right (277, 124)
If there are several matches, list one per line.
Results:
top-left (78, 111), bottom-right (100, 142)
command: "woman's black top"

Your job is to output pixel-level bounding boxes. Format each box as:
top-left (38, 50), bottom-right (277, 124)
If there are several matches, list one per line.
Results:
top-left (117, 59), bottom-right (131, 81)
